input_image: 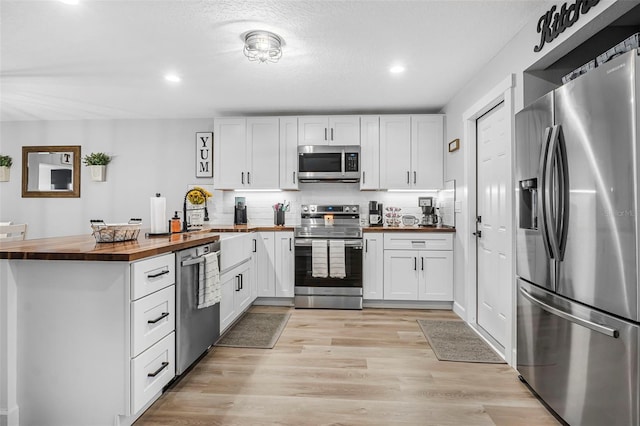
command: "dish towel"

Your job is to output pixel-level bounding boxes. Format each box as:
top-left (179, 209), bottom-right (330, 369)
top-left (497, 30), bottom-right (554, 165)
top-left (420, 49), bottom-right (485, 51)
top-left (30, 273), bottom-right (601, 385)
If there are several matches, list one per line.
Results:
top-left (329, 240), bottom-right (346, 278)
top-left (198, 252), bottom-right (220, 309)
top-left (312, 239), bottom-right (328, 278)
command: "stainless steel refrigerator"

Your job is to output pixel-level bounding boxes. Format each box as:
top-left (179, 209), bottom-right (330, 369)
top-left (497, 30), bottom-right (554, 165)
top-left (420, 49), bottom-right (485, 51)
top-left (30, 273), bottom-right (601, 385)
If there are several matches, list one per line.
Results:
top-left (515, 48), bottom-right (640, 426)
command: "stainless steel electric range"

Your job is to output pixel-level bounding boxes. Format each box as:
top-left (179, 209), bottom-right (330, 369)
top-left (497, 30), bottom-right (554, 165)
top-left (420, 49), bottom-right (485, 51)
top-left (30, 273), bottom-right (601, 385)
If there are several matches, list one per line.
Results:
top-left (294, 204), bottom-right (363, 309)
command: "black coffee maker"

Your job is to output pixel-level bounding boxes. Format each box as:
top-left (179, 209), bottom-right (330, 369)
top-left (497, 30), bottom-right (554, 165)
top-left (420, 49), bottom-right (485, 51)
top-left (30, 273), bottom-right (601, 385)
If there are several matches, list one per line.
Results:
top-left (369, 201), bottom-right (384, 226)
top-left (234, 197), bottom-right (247, 225)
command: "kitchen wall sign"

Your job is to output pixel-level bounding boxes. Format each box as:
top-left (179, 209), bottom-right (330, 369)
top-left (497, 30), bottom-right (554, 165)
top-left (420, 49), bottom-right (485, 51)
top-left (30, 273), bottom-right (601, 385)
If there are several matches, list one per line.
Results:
top-left (195, 132), bottom-right (213, 178)
top-left (534, 0), bottom-right (600, 53)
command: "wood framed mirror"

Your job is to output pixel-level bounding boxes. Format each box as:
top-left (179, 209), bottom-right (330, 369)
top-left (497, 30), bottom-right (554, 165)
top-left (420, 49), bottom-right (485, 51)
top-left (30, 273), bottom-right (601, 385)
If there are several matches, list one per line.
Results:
top-left (22, 145), bottom-right (81, 198)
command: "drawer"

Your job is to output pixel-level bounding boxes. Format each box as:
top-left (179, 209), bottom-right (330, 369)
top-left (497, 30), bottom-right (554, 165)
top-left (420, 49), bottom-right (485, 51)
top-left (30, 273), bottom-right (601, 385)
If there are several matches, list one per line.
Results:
top-left (131, 253), bottom-right (175, 300)
top-left (131, 331), bottom-right (175, 415)
top-left (220, 233), bottom-right (252, 272)
top-left (384, 233), bottom-right (453, 251)
top-left (131, 285), bottom-right (176, 357)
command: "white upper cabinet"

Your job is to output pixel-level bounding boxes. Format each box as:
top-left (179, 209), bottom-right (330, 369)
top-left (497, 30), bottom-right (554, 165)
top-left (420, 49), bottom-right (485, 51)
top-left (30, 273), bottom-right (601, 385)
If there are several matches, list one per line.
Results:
top-left (379, 115), bottom-right (443, 190)
top-left (214, 117), bottom-right (280, 190)
top-left (214, 118), bottom-right (247, 189)
top-left (412, 115), bottom-right (444, 190)
top-left (298, 116), bottom-right (360, 146)
top-left (246, 117), bottom-right (280, 189)
top-left (279, 117), bottom-right (299, 190)
top-left (360, 115), bottom-right (380, 190)
top-left (379, 115), bottom-right (412, 189)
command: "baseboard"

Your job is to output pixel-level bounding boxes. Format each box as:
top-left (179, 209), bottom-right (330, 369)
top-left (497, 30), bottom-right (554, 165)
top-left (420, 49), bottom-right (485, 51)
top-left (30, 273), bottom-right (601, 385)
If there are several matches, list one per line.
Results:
top-left (363, 300), bottom-right (453, 310)
top-left (0, 404), bottom-right (19, 426)
top-left (252, 297), bottom-right (294, 307)
top-left (453, 301), bottom-right (466, 320)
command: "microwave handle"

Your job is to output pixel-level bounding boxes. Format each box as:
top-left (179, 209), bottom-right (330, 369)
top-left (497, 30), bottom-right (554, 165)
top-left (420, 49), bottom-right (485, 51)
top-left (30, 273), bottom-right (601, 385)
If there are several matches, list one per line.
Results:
top-left (341, 149), bottom-right (345, 176)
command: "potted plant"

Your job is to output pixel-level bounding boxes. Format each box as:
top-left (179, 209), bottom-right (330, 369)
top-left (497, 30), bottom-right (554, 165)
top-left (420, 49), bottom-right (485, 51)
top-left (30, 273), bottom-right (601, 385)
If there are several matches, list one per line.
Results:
top-left (83, 152), bottom-right (111, 182)
top-left (0, 155), bottom-right (12, 182)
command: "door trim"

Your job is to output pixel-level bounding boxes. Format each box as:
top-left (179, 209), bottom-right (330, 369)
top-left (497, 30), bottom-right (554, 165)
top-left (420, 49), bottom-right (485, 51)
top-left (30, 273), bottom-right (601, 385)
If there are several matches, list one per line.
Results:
top-left (461, 74), bottom-right (515, 365)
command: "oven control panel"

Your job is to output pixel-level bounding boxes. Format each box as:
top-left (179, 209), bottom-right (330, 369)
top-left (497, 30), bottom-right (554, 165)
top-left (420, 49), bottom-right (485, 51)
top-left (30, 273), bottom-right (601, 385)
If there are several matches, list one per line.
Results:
top-left (301, 205), bottom-right (359, 215)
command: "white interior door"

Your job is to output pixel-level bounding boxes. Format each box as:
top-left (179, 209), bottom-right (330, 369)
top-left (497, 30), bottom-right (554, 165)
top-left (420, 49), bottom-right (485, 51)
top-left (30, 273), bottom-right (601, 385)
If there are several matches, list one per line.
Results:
top-left (476, 101), bottom-right (509, 348)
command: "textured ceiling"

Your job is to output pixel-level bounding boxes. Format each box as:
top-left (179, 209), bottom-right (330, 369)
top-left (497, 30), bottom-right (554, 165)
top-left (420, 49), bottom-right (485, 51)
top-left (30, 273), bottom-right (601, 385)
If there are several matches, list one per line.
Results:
top-left (0, 0), bottom-right (550, 121)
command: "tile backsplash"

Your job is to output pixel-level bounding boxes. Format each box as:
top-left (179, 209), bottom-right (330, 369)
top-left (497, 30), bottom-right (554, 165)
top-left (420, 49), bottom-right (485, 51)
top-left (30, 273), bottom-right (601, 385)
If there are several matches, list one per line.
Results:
top-left (208, 182), bottom-right (447, 226)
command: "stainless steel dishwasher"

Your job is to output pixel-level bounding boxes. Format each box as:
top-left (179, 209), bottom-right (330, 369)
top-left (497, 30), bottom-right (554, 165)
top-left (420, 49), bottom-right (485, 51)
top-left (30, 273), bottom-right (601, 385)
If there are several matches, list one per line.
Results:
top-left (175, 241), bottom-right (221, 375)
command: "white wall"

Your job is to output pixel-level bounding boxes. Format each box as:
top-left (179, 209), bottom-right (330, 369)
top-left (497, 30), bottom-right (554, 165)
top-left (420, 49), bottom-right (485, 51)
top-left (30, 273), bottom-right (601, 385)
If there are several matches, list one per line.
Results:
top-left (0, 118), bottom-right (214, 239)
top-left (442, 0), bottom-right (638, 318)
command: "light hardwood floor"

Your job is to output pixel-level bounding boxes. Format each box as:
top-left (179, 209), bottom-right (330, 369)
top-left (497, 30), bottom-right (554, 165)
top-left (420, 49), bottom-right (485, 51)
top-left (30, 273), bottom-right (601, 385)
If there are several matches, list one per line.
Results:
top-left (135, 306), bottom-right (559, 426)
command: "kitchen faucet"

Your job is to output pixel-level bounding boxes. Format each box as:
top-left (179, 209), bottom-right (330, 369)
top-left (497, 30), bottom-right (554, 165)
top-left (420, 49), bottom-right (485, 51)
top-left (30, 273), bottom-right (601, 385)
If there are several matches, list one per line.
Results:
top-left (182, 188), bottom-right (209, 232)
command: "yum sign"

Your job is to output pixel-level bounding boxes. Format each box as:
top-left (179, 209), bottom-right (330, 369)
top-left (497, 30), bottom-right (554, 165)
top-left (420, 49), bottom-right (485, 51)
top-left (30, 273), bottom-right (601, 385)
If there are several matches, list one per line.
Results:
top-left (534, 0), bottom-right (600, 52)
top-left (196, 132), bottom-right (213, 178)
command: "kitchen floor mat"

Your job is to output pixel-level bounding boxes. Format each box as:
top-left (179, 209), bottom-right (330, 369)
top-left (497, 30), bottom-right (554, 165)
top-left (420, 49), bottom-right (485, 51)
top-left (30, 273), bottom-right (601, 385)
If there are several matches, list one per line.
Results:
top-left (215, 312), bottom-right (290, 349)
top-left (417, 319), bottom-right (505, 363)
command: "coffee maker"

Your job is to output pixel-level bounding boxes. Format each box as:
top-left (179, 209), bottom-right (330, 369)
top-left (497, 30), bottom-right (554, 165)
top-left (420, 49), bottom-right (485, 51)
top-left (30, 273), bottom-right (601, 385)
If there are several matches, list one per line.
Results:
top-left (418, 197), bottom-right (438, 226)
top-left (234, 197), bottom-right (247, 225)
top-left (369, 201), bottom-right (384, 226)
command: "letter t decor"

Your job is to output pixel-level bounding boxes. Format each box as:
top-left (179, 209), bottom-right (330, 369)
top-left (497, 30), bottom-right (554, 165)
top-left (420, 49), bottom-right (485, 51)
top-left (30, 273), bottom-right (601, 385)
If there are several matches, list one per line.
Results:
top-left (195, 132), bottom-right (213, 178)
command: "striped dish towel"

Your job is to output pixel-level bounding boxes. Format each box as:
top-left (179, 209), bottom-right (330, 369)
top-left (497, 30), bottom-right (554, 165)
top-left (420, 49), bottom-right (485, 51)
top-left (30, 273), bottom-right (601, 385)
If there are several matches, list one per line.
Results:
top-left (198, 252), bottom-right (220, 309)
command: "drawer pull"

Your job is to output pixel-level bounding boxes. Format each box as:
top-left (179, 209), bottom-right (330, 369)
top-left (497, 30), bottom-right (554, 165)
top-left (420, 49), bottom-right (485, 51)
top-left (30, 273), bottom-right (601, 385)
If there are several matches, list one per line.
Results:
top-left (147, 312), bottom-right (169, 324)
top-left (147, 269), bottom-right (170, 279)
top-left (147, 361), bottom-right (169, 378)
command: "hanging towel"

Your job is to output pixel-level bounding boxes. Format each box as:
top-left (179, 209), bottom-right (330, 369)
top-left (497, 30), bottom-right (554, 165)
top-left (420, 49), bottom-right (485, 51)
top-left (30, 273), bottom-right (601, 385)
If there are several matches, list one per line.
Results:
top-left (312, 239), bottom-right (328, 278)
top-left (329, 240), bottom-right (346, 278)
top-left (198, 252), bottom-right (220, 309)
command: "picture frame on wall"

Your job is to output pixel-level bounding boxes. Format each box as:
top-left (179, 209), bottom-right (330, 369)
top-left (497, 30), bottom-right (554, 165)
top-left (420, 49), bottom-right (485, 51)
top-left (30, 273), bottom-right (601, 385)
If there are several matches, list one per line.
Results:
top-left (195, 132), bottom-right (213, 178)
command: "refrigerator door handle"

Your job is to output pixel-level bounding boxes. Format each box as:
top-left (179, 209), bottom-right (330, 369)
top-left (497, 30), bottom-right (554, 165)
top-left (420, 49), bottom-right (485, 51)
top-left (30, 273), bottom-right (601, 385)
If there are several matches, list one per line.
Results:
top-left (555, 125), bottom-right (570, 261)
top-left (519, 287), bottom-right (619, 338)
top-left (545, 125), bottom-right (562, 260)
top-left (538, 126), bottom-right (555, 259)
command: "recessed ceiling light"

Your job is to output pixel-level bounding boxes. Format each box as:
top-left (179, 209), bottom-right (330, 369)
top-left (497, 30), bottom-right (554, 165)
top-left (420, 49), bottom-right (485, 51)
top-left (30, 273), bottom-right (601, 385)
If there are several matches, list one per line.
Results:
top-left (164, 74), bottom-right (181, 83)
top-left (59, 0), bottom-right (79, 5)
top-left (390, 65), bottom-right (406, 74)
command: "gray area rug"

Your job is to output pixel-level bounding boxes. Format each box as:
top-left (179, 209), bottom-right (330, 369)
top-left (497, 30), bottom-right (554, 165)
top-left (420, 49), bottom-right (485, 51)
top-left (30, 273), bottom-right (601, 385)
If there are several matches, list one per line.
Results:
top-left (216, 312), bottom-right (290, 349)
top-left (417, 319), bottom-right (505, 364)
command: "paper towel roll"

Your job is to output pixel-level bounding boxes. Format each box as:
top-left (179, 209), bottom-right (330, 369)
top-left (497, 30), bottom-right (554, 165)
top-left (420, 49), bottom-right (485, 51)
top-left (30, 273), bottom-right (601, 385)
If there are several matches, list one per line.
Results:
top-left (150, 194), bottom-right (167, 234)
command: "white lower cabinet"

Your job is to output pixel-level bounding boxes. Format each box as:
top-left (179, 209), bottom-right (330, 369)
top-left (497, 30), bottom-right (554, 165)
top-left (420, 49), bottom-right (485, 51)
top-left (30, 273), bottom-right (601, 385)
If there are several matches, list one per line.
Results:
top-left (131, 331), bottom-right (175, 414)
top-left (254, 232), bottom-right (277, 297)
top-left (274, 231), bottom-right (295, 297)
top-left (220, 260), bottom-right (252, 332)
top-left (383, 233), bottom-right (453, 301)
top-left (363, 233), bottom-right (384, 299)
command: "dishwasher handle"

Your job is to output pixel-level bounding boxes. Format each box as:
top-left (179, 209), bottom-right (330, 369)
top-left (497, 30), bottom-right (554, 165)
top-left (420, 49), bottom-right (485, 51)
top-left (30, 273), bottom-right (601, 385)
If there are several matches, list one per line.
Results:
top-left (181, 250), bottom-right (221, 267)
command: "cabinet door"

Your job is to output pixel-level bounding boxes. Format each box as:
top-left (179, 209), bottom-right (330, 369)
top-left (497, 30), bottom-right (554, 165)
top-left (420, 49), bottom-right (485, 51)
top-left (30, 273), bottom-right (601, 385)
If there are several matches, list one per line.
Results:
top-left (379, 115), bottom-right (411, 189)
top-left (247, 117), bottom-right (280, 189)
top-left (235, 263), bottom-right (252, 313)
top-left (220, 271), bottom-right (239, 332)
top-left (256, 232), bottom-right (276, 297)
top-left (214, 118), bottom-right (247, 189)
top-left (412, 115), bottom-right (444, 189)
top-left (274, 232), bottom-right (294, 297)
top-left (359, 115), bottom-right (380, 190)
top-left (363, 234), bottom-right (384, 300)
top-left (329, 115), bottom-right (360, 145)
top-left (279, 117), bottom-right (299, 190)
top-left (298, 116), bottom-right (329, 145)
top-left (383, 250), bottom-right (419, 300)
top-left (418, 250), bottom-right (453, 301)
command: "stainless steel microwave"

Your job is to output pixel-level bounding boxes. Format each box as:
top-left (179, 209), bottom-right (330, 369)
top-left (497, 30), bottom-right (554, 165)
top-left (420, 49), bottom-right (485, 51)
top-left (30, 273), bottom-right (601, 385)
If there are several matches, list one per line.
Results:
top-left (297, 145), bottom-right (360, 183)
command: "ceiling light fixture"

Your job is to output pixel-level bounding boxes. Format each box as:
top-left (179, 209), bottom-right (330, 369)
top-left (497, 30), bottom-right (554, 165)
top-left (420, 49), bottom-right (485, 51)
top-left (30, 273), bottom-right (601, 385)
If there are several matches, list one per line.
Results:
top-left (243, 30), bottom-right (283, 63)
top-left (390, 65), bottom-right (406, 74)
top-left (59, 0), bottom-right (79, 4)
top-left (164, 73), bottom-right (181, 83)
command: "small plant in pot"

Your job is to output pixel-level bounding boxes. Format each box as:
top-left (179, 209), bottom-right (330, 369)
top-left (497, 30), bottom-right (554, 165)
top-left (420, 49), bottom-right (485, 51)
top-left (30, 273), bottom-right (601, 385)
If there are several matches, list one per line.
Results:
top-left (0, 155), bottom-right (12, 182)
top-left (83, 152), bottom-right (111, 182)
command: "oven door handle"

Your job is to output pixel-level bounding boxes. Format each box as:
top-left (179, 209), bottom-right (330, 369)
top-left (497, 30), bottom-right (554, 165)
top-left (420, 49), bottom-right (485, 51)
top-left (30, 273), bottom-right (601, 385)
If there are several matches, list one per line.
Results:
top-left (294, 238), bottom-right (363, 248)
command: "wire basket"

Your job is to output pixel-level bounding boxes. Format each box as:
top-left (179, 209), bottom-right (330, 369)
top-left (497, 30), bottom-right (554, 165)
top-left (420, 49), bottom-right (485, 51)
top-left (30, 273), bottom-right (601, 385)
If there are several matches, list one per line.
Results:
top-left (90, 219), bottom-right (142, 243)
